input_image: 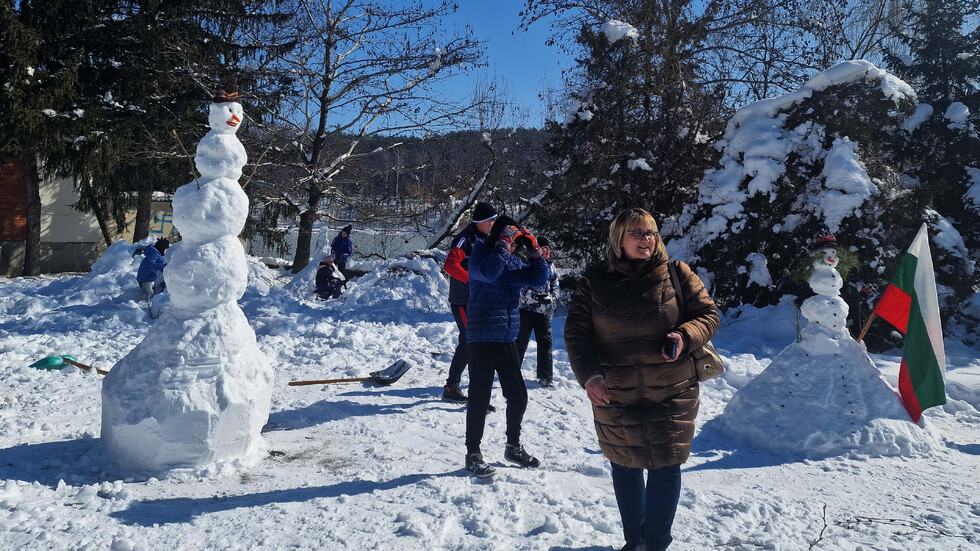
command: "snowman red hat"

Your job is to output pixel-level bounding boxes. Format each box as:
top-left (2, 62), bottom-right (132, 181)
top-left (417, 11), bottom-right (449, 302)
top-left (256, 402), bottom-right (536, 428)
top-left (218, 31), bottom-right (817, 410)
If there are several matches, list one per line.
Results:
top-left (812, 225), bottom-right (836, 247)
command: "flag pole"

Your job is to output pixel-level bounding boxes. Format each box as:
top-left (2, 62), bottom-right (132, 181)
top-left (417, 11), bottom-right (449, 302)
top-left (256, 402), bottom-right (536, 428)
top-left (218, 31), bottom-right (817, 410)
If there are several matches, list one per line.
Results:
top-left (856, 312), bottom-right (876, 343)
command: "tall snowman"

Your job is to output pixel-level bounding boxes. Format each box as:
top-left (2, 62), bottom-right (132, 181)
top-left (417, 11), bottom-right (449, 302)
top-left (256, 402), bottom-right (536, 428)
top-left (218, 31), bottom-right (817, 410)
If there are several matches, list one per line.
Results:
top-left (101, 79), bottom-right (274, 472)
top-left (718, 228), bottom-right (938, 458)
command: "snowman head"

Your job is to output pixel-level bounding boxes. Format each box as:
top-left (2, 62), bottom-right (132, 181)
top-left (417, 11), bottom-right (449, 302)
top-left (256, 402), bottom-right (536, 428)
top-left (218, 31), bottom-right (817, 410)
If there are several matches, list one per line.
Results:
top-left (208, 101), bottom-right (243, 134)
top-left (818, 245), bottom-right (839, 267)
top-left (209, 78), bottom-right (243, 134)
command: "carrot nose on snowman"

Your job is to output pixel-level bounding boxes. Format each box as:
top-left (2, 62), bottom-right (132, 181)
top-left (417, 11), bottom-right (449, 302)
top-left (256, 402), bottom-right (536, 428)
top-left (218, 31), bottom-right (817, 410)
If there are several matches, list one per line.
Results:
top-left (227, 114), bottom-right (241, 127)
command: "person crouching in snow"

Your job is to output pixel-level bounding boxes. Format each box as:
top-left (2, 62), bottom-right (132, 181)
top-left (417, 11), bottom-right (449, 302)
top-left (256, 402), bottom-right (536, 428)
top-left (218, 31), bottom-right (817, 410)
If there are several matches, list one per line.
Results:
top-left (137, 238), bottom-right (170, 301)
top-left (315, 255), bottom-right (346, 300)
top-left (463, 217), bottom-right (549, 478)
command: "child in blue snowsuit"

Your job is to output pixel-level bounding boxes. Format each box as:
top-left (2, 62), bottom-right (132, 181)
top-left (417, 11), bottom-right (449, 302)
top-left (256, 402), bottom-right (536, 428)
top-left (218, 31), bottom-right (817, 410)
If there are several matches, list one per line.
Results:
top-left (137, 238), bottom-right (169, 301)
top-left (331, 225), bottom-right (353, 274)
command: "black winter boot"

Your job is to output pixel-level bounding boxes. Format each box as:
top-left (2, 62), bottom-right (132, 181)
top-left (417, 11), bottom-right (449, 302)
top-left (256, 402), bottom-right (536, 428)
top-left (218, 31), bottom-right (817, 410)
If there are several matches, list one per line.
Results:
top-left (504, 443), bottom-right (540, 468)
top-left (465, 452), bottom-right (496, 478)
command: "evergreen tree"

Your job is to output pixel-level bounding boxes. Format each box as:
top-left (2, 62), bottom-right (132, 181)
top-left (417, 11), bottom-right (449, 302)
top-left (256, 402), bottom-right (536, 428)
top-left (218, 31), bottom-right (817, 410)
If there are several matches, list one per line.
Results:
top-left (1, 0), bottom-right (289, 264)
top-left (528, 1), bottom-right (730, 266)
top-left (885, 0), bottom-right (980, 315)
top-left (0, 1), bottom-right (98, 275)
top-left (666, 61), bottom-right (929, 347)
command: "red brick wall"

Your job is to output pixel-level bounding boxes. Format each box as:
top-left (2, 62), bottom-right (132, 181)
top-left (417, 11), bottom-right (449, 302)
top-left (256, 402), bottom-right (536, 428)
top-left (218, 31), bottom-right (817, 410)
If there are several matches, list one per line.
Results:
top-left (0, 160), bottom-right (28, 241)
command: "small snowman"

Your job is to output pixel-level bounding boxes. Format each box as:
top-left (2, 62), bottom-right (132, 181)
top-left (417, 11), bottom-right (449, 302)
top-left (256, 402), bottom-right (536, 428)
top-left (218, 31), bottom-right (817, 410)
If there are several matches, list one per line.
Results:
top-left (101, 79), bottom-right (273, 472)
top-left (798, 226), bottom-right (849, 353)
top-left (717, 226), bottom-right (939, 457)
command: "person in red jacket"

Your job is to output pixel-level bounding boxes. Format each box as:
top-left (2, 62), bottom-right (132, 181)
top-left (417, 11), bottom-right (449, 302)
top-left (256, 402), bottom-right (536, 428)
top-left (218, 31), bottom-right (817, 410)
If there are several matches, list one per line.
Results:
top-left (442, 202), bottom-right (498, 403)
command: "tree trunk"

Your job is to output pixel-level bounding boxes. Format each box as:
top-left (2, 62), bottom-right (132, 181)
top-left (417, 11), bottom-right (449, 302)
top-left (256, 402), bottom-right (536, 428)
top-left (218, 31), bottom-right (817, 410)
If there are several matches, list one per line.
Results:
top-left (22, 151), bottom-right (42, 276)
top-left (291, 190), bottom-right (321, 274)
top-left (89, 194), bottom-right (114, 247)
top-left (132, 187), bottom-right (152, 242)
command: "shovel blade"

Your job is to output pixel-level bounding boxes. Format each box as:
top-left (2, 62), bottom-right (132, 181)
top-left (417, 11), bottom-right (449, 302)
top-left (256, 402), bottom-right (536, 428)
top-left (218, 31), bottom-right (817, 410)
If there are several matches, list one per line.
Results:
top-left (28, 355), bottom-right (77, 371)
top-left (369, 359), bottom-right (411, 386)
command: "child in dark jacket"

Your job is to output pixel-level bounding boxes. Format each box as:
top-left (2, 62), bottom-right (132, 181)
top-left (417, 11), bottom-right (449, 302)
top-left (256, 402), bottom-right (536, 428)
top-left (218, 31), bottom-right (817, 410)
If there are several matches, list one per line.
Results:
top-left (516, 236), bottom-right (559, 386)
top-left (330, 225), bottom-right (354, 274)
top-left (315, 255), bottom-right (346, 299)
top-left (463, 220), bottom-right (548, 478)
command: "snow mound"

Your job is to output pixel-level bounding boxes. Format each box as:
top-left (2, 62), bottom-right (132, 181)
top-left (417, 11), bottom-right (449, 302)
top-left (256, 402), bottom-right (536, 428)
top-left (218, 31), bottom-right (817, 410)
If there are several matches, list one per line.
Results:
top-left (101, 302), bottom-right (272, 473)
top-left (719, 338), bottom-right (940, 458)
top-left (343, 253), bottom-right (449, 313)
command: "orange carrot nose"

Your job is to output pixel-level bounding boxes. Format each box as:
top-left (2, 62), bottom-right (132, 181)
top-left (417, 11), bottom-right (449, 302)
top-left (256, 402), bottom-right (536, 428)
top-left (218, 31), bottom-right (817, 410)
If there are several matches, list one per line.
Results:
top-left (230, 114), bottom-right (242, 123)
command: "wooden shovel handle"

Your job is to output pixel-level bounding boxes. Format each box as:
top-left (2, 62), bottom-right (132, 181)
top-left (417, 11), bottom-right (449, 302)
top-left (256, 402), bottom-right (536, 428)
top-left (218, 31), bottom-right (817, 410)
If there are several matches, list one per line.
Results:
top-left (61, 357), bottom-right (109, 376)
top-left (288, 377), bottom-right (374, 386)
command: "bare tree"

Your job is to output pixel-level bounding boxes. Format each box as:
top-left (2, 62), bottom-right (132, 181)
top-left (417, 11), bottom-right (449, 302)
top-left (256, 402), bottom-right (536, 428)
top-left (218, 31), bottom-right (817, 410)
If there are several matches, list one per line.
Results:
top-left (423, 78), bottom-right (527, 249)
top-left (806, 0), bottom-right (910, 67)
top-left (249, 0), bottom-right (487, 272)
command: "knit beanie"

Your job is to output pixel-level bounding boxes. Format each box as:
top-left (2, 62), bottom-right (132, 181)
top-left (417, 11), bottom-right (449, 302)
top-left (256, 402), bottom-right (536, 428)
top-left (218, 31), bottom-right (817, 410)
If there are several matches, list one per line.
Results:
top-left (537, 236), bottom-right (550, 248)
top-left (341, 225), bottom-right (353, 235)
top-left (472, 202), bottom-right (498, 223)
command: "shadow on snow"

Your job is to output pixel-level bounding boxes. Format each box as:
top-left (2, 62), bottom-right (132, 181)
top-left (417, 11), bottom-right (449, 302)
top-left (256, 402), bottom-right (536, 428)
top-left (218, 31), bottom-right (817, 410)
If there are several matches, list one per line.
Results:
top-left (686, 418), bottom-right (807, 472)
top-left (110, 471), bottom-right (453, 526)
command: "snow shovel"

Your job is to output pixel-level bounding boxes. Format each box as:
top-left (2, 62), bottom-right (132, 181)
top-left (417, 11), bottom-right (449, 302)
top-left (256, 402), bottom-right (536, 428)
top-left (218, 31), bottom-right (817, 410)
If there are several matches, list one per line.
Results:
top-left (288, 359), bottom-right (411, 387)
top-left (28, 355), bottom-right (109, 376)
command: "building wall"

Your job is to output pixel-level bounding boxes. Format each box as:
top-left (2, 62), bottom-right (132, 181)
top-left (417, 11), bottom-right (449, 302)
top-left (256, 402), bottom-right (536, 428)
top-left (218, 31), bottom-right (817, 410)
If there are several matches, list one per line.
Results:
top-left (39, 173), bottom-right (105, 243)
top-left (1, 163), bottom-right (176, 275)
top-left (0, 160), bottom-right (28, 275)
top-left (0, 160), bottom-right (28, 240)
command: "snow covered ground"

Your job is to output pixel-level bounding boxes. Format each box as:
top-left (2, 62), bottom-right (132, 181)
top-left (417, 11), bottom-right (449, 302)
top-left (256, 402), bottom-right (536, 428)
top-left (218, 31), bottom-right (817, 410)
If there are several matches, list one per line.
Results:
top-left (1, 244), bottom-right (979, 550)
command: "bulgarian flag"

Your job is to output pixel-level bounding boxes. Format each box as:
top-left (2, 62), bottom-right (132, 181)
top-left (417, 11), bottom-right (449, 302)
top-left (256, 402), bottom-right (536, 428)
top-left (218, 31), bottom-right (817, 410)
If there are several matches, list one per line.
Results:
top-left (873, 223), bottom-right (947, 423)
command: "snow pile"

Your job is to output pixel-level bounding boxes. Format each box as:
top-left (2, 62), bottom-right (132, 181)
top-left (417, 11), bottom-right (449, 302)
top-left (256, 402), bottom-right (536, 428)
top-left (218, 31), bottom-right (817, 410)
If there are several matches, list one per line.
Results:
top-left (719, 246), bottom-right (940, 457)
top-left (600, 20), bottom-right (639, 45)
top-left (101, 98), bottom-right (273, 473)
top-left (60, 239), bottom-right (143, 301)
top-left (343, 253), bottom-right (449, 314)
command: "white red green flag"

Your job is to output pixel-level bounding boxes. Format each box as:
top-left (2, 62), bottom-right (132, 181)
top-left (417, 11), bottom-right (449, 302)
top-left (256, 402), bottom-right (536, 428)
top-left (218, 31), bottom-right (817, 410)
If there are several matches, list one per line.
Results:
top-left (872, 223), bottom-right (946, 423)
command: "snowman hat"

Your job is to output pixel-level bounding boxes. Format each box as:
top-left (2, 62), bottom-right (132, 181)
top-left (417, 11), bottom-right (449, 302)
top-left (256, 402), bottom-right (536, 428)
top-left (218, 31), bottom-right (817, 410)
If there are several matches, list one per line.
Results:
top-left (812, 225), bottom-right (836, 247)
top-left (213, 78), bottom-right (239, 103)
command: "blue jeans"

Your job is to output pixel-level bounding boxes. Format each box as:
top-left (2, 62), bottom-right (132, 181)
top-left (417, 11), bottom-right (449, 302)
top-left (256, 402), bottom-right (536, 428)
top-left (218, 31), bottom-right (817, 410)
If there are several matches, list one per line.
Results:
top-left (610, 461), bottom-right (682, 550)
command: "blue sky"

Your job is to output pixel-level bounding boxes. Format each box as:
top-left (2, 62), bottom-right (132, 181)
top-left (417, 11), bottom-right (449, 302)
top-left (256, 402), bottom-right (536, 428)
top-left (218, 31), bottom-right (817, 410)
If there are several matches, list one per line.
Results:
top-left (443, 2), bottom-right (570, 127)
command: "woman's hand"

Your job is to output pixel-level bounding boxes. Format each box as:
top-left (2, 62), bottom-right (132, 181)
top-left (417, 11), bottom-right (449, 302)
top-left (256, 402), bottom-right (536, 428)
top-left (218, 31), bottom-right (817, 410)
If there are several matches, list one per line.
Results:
top-left (663, 331), bottom-right (685, 361)
top-left (585, 375), bottom-right (610, 406)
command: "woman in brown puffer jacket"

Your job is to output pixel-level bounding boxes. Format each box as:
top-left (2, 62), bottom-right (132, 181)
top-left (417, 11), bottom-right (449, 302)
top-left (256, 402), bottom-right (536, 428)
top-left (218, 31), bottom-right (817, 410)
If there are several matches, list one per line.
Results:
top-left (565, 208), bottom-right (719, 551)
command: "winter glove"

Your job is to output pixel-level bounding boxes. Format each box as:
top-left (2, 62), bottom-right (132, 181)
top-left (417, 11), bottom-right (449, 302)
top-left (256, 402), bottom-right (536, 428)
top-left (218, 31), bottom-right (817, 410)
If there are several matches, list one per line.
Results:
top-left (497, 226), bottom-right (519, 249)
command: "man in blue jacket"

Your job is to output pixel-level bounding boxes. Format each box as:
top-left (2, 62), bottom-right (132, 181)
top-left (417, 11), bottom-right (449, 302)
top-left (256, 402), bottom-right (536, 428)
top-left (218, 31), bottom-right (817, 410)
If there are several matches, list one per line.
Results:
top-left (442, 201), bottom-right (498, 403)
top-left (464, 220), bottom-right (548, 478)
top-left (137, 238), bottom-right (169, 301)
